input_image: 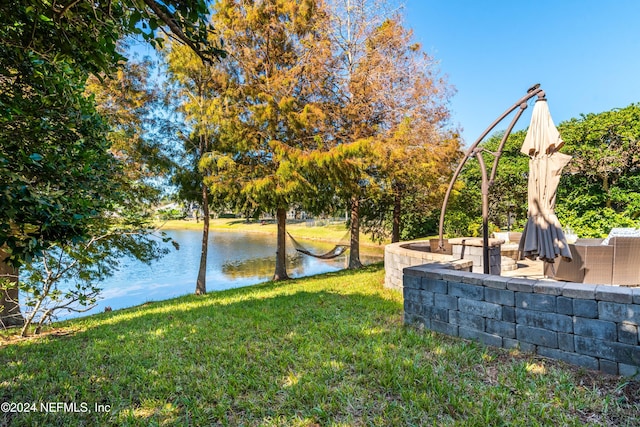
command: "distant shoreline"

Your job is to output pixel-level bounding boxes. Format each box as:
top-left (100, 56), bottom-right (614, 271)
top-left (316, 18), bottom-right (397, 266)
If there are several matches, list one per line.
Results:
top-left (155, 218), bottom-right (387, 250)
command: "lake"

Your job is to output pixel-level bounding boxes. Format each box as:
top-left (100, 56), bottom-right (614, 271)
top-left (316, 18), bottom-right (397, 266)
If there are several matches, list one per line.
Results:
top-left (60, 230), bottom-right (383, 318)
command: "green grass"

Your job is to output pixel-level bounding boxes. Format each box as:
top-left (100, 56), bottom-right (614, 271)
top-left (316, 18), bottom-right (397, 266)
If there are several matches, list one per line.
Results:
top-left (1, 265), bottom-right (638, 426)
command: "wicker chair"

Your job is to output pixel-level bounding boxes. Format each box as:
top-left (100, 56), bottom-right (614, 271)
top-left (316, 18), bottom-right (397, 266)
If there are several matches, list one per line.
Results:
top-left (548, 237), bottom-right (640, 285)
top-left (507, 232), bottom-right (522, 244)
top-left (491, 232), bottom-right (522, 244)
top-left (610, 237), bottom-right (640, 286)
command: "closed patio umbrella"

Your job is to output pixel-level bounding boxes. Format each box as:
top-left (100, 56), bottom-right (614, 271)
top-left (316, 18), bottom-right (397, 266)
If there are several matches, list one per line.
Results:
top-left (519, 99), bottom-right (572, 263)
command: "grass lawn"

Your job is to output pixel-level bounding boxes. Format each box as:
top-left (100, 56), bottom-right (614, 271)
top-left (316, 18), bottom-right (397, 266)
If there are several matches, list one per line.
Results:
top-left (1, 265), bottom-right (638, 426)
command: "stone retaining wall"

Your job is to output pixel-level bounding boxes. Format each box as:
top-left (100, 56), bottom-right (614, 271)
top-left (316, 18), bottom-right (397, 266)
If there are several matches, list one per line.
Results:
top-left (403, 263), bottom-right (640, 376)
top-left (384, 241), bottom-right (472, 290)
top-left (448, 237), bottom-right (503, 275)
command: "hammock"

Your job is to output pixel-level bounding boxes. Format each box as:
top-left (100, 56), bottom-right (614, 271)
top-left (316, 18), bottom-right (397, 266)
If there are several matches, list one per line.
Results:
top-left (287, 231), bottom-right (350, 260)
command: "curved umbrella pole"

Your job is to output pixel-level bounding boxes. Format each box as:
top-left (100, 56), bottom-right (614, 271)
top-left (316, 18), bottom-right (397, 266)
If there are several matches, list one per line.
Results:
top-left (438, 84), bottom-right (547, 274)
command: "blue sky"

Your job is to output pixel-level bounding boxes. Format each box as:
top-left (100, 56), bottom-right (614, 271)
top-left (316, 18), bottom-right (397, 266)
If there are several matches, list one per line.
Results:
top-left (404, 0), bottom-right (640, 145)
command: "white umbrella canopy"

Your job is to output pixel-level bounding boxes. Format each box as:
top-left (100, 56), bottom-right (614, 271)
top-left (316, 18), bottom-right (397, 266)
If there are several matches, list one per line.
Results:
top-left (519, 99), bottom-right (572, 263)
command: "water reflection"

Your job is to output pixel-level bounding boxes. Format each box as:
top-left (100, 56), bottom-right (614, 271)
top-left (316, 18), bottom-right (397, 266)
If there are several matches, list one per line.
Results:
top-left (221, 255), bottom-right (306, 279)
top-left (57, 230), bottom-right (382, 318)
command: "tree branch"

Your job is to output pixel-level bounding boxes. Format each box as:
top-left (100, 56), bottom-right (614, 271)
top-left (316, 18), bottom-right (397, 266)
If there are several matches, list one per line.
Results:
top-left (56, 0), bottom-right (83, 18)
top-left (141, 0), bottom-right (210, 63)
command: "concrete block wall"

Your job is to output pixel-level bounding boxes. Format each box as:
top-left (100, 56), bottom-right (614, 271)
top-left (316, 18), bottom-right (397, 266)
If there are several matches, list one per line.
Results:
top-left (403, 264), bottom-right (640, 376)
top-left (384, 241), bottom-right (472, 290)
top-left (451, 243), bottom-right (502, 275)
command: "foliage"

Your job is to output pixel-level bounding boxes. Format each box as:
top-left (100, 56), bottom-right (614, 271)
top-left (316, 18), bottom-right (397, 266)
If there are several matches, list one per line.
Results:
top-left (164, 1), bottom-right (458, 271)
top-left (369, 120), bottom-right (460, 242)
top-left (3, 51), bottom-right (177, 333)
top-left (86, 55), bottom-right (175, 188)
top-left (156, 208), bottom-right (186, 221)
top-left (557, 103), bottom-right (640, 237)
top-left (164, 42), bottom-right (222, 206)
top-left (0, 59), bottom-right (117, 264)
top-left (1, 266), bottom-right (638, 425)
top-left (0, 0), bottom-right (222, 77)
top-left (449, 130), bottom-right (529, 237)
top-left (439, 148), bottom-right (484, 238)
top-left (204, 0), bottom-right (335, 207)
top-left (444, 103), bottom-right (640, 239)
top-left (0, 0), bottom-right (218, 262)
top-left (192, 0), bottom-right (338, 279)
top-left (398, 196), bottom-right (440, 240)
top-left (18, 221), bottom-right (171, 337)
top-left (164, 38), bottom-right (234, 293)
top-left (0, 0), bottom-right (214, 322)
top-left (326, 6), bottom-right (459, 245)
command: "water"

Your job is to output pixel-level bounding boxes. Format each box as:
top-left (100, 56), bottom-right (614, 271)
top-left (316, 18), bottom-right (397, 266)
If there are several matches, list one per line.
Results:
top-left (56, 230), bottom-right (382, 318)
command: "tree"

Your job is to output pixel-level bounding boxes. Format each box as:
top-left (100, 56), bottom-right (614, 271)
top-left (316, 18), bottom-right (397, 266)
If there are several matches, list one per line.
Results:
top-left (0, 0), bottom-right (220, 326)
top-left (1, 53), bottom-right (177, 333)
top-left (164, 42), bottom-right (224, 294)
top-left (359, 17), bottom-right (457, 243)
top-left (0, 61), bottom-right (117, 326)
top-left (326, 5), bottom-right (456, 256)
top-left (17, 212), bottom-right (171, 337)
top-left (197, 0), bottom-right (336, 280)
top-left (1, 1), bottom-right (222, 75)
top-left (451, 131), bottom-right (529, 236)
top-left (86, 53), bottom-right (175, 186)
top-left (556, 104), bottom-right (640, 236)
top-left (324, 0), bottom-right (398, 268)
top-left (369, 119), bottom-right (460, 243)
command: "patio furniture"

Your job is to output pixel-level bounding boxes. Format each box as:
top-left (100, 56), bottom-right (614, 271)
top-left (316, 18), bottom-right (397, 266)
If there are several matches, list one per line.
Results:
top-left (545, 237), bottom-right (640, 285)
top-left (611, 237), bottom-right (640, 286)
top-left (492, 231), bottom-right (522, 244)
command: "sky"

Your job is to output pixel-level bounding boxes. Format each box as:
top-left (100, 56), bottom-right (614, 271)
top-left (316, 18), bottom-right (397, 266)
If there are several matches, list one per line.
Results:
top-left (403, 0), bottom-right (640, 145)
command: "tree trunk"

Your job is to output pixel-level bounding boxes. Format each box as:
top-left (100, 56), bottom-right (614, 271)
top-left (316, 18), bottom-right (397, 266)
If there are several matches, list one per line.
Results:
top-left (349, 197), bottom-right (362, 269)
top-left (195, 183), bottom-right (210, 295)
top-left (273, 207), bottom-right (289, 281)
top-left (603, 173), bottom-right (612, 209)
top-left (0, 246), bottom-right (24, 328)
top-left (392, 191), bottom-right (402, 243)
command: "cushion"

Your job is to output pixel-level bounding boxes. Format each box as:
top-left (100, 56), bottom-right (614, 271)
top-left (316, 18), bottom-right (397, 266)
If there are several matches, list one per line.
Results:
top-left (493, 232), bottom-right (510, 243)
top-left (602, 228), bottom-right (640, 245)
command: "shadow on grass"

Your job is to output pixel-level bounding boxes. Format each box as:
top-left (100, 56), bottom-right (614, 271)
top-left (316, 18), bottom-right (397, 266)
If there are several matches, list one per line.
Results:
top-left (1, 266), bottom-right (419, 425)
top-left (64, 264), bottom-right (383, 326)
top-left (1, 265), bottom-right (637, 426)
